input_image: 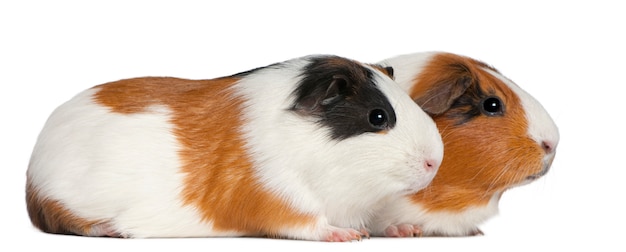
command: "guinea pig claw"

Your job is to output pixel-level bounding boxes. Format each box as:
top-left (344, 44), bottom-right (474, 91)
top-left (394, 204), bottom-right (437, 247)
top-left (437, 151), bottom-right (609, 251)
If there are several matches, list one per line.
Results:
top-left (384, 224), bottom-right (423, 237)
top-left (359, 228), bottom-right (371, 239)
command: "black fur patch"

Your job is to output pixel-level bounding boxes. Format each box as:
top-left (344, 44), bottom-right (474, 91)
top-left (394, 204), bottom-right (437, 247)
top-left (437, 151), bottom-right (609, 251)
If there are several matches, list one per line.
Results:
top-left (291, 55), bottom-right (397, 140)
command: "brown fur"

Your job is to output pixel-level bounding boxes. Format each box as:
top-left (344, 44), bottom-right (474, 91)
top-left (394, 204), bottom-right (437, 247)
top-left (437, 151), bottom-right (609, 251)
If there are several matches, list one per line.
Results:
top-left (30, 76), bottom-right (316, 237)
top-left (408, 53), bottom-right (545, 212)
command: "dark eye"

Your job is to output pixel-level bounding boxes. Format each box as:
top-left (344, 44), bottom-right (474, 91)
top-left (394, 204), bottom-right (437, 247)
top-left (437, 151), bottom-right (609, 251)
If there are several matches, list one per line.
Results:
top-left (482, 97), bottom-right (503, 115)
top-left (369, 109), bottom-right (388, 128)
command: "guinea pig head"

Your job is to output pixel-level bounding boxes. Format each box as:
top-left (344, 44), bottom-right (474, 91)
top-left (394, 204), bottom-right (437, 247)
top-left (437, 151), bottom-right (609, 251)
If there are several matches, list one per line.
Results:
top-left (408, 53), bottom-right (559, 211)
top-left (284, 56), bottom-right (443, 203)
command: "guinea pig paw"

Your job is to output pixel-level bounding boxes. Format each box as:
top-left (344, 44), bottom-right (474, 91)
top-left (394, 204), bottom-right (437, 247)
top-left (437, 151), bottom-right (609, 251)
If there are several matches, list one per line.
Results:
top-left (384, 224), bottom-right (423, 237)
top-left (323, 227), bottom-right (366, 242)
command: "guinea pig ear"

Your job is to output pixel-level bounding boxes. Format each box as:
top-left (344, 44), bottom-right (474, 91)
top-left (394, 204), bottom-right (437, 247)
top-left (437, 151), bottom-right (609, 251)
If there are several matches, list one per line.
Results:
top-left (321, 74), bottom-right (351, 105)
top-left (413, 75), bottom-right (472, 116)
top-left (292, 74), bottom-right (352, 116)
top-left (367, 64), bottom-right (395, 80)
top-left (382, 66), bottom-right (395, 79)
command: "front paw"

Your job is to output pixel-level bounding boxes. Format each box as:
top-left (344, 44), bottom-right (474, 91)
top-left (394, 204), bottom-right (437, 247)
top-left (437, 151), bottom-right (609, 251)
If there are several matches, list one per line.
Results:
top-left (383, 224), bottom-right (422, 237)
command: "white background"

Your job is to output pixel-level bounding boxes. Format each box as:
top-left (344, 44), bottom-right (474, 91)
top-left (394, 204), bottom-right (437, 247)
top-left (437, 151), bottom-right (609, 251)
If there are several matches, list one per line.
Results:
top-left (2, 1), bottom-right (624, 251)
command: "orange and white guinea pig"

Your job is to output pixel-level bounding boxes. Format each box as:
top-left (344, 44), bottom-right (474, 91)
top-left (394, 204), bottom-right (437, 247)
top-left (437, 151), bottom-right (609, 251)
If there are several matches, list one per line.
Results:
top-left (370, 52), bottom-right (560, 237)
top-left (25, 55), bottom-right (444, 241)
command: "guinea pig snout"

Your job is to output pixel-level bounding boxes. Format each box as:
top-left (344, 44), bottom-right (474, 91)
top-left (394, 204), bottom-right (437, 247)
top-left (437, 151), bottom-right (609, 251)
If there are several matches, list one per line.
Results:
top-left (527, 135), bottom-right (558, 180)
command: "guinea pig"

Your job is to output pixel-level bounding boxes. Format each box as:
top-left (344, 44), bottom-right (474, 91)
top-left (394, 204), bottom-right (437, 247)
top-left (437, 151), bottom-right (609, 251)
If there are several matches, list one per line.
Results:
top-left (25, 55), bottom-right (444, 242)
top-left (369, 52), bottom-right (560, 237)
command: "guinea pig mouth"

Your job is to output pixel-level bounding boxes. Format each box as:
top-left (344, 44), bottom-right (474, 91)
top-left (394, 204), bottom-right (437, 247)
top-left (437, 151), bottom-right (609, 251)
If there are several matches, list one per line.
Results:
top-left (527, 154), bottom-right (556, 180)
top-left (526, 164), bottom-right (551, 180)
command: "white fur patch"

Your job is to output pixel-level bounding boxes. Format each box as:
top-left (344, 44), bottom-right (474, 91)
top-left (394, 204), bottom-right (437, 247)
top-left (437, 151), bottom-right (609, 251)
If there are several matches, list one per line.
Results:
top-left (378, 52), bottom-right (438, 93)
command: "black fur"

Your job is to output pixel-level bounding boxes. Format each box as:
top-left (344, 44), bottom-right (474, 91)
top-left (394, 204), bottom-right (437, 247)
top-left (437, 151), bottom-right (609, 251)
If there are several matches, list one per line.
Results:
top-left (291, 56), bottom-right (397, 140)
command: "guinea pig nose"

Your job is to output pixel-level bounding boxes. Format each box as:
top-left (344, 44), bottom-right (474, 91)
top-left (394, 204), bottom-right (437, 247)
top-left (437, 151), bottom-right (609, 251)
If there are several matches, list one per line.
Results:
top-left (542, 140), bottom-right (555, 154)
top-left (424, 159), bottom-right (439, 172)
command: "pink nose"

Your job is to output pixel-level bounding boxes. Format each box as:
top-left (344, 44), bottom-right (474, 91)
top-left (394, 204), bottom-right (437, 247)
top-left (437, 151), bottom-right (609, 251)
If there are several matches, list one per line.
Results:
top-left (542, 141), bottom-right (556, 154)
top-left (424, 159), bottom-right (439, 172)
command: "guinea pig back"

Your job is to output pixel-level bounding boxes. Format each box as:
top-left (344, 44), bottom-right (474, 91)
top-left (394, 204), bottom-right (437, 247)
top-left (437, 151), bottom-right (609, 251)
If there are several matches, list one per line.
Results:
top-left (26, 55), bottom-right (443, 241)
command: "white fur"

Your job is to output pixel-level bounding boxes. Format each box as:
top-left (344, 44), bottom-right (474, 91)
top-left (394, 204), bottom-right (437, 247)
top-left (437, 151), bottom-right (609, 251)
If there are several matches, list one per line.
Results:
top-left (372, 52), bottom-right (560, 236)
top-left (27, 56), bottom-right (444, 240)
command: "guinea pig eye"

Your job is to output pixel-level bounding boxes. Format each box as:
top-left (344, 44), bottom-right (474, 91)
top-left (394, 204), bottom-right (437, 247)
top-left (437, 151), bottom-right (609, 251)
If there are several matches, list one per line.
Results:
top-left (369, 109), bottom-right (388, 128)
top-left (481, 97), bottom-right (503, 116)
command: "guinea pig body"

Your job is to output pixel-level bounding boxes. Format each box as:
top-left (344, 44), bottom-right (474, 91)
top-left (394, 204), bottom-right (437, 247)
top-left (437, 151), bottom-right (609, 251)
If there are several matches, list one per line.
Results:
top-left (26, 55), bottom-right (443, 241)
top-left (370, 52), bottom-right (559, 237)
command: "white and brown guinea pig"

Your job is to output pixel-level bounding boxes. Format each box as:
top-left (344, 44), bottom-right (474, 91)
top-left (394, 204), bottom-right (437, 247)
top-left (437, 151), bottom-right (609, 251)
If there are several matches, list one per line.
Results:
top-left (25, 55), bottom-right (444, 241)
top-left (369, 52), bottom-right (560, 237)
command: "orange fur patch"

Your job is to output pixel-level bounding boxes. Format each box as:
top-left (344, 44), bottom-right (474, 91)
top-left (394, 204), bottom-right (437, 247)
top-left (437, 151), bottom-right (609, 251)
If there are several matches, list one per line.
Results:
top-left (93, 77), bottom-right (314, 236)
top-left (408, 53), bottom-right (545, 212)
